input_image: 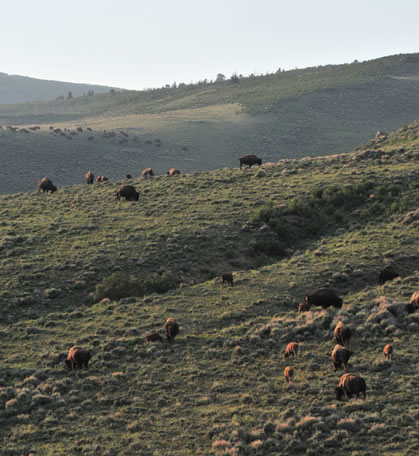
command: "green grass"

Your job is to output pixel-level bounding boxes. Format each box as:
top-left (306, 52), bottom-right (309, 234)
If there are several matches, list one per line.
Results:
top-left (0, 122), bottom-right (418, 454)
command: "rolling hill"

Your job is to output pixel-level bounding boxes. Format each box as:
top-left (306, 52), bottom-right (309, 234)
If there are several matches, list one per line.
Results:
top-left (0, 121), bottom-right (418, 455)
top-left (1, 53), bottom-right (419, 194)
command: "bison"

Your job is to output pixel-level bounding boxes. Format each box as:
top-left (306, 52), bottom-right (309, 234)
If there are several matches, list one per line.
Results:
top-left (141, 168), bottom-right (154, 178)
top-left (239, 154), bottom-right (262, 169)
top-left (116, 185), bottom-right (139, 201)
top-left (144, 332), bottom-right (163, 343)
top-left (85, 170), bottom-right (94, 185)
top-left (378, 265), bottom-right (399, 285)
top-left (407, 291), bottom-right (419, 313)
top-left (304, 288), bottom-right (343, 309)
top-left (331, 344), bottom-right (352, 372)
top-left (284, 366), bottom-right (294, 383)
top-left (221, 273), bottom-right (234, 287)
top-left (334, 321), bottom-right (351, 346)
top-left (335, 373), bottom-right (366, 401)
top-left (64, 346), bottom-right (91, 370)
top-left (284, 342), bottom-right (298, 358)
top-left (383, 344), bottom-right (393, 360)
top-left (37, 177), bottom-right (57, 193)
top-left (164, 317), bottom-right (179, 343)
top-left (167, 168), bottom-right (180, 176)
top-left (298, 301), bottom-right (311, 313)
top-left (125, 174), bottom-right (132, 179)
top-left (96, 176), bottom-right (109, 183)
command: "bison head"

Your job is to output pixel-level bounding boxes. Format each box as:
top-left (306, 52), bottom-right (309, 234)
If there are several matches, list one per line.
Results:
top-left (335, 386), bottom-right (345, 401)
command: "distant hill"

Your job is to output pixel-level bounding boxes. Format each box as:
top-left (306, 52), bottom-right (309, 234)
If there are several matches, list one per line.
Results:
top-left (0, 72), bottom-right (121, 104)
top-left (0, 53), bottom-right (418, 193)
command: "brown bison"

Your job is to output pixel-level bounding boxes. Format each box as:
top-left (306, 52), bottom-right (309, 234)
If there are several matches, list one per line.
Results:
top-left (378, 265), bottom-right (399, 285)
top-left (96, 176), bottom-right (109, 183)
top-left (334, 321), bottom-right (351, 346)
top-left (335, 373), bottom-right (366, 401)
top-left (298, 301), bottom-right (311, 313)
top-left (284, 342), bottom-right (298, 358)
top-left (144, 332), bottom-right (163, 343)
top-left (284, 366), bottom-right (294, 383)
top-left (116, 185), bottom-right (139, 201)
top-left (407, 291), bottom-right (419, 313)
top-left (85, 170), bottom-right (94, 184)
top-left (167, 168), bottom-right (180, 176)
top-left (221, 273), bottom-right (234, 287)
top-left (239, 154), bottom-right (262, 169)
top-left (141, 168), bottom-right (154, 178)
top-left (164, 317), bottom-right (179, 343)
top-left (37, 177), bottom-right (57, 193)
top-left (383, 344), bottom-right (393, 360)
top-left (64, 346), bottom-right (91, 370)
top-left (331, 344), bottom-right (352, 372)
top-left (304, 288), bottom-right (343, 309)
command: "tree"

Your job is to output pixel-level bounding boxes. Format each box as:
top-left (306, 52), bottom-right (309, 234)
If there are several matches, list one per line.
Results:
top-left (216, 73), bottom-right (226, 82)
top-left (230, 73), bottom-right (240, 84)
top-left (67, 91), bottom-right (73, 99)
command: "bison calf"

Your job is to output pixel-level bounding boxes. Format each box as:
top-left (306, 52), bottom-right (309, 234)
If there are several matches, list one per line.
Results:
top-left (331, 344), bottom-right (352, 372)
top-left (164, 317), bottom-right (179, 343)
top-left (284, 366), bottom-right (294, 383)
top-left (144, 332), bottom-right (163, 343)
top-left (334, 321), bottom-right (351, 346)
top-left (335, 373), bottom-right (366, 401)
top-left (141, 168), bottom-right (154, 178)
top-left (221, 273), bottom-right (234, 287)
top-left (284, 342), bottom-right (298, 358)
top-left (65, 346), bottom-right (91, 370)
top-left (383, 344), bottom-right (393, 360)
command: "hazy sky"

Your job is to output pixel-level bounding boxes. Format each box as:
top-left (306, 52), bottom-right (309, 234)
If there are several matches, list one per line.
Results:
top-left (2, 0), bottom-right (418, 90)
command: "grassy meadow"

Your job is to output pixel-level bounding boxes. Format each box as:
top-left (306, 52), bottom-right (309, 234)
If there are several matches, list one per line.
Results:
top-left (0, 122), bottom-right (418, 455)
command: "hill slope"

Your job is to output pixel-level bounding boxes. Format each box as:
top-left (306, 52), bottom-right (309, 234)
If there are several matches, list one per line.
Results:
top-left (0, 122), bottom-right (418, 455)
top-left (0, 72), bottom-right (120, 104)
top-left (1, 53), bottom-right (419, 194)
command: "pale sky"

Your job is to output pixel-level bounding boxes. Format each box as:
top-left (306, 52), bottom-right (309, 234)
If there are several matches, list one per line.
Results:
top-left (2, 0), bottom-right (418, 90)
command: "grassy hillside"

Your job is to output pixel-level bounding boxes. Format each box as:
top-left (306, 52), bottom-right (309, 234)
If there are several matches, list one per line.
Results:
top-left (1, 53), bottom-right (419, 194)
top-left (0, 122), bottom-right (418, 455)
top-left (0, 72), bottom-right (120, 104)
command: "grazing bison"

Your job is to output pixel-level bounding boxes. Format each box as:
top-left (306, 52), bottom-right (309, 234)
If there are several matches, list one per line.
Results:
top-left (125, 174), bottom-right (132, 179)
top-left (221, 273), bottom-right (234, 287)
top-left (96, 176), bottom-right (109, 183)
top-left (334, 321), bottom-right (351, 346)
top-left (298, 301), bottom-right (311, 313)
top-left (164, 317), bottom-right (179, 343)
top-left (141, 168), bottom-right (154, 178)
top-left (284, 366), bottom-right (294, 383)
top-left (144, 332), bottom-right (163, 343)
top-left (239, 154), bottom-right (262, 169)
top-left (304, 288), bottom-right (343, 309)
top-left (37, 177), bottom-right (57, 193)
top-left (65, 346), bottom-right (91, 370)
top-left (284, 342), bottom-right (299, 358)
top-left (378, 265), bottom-right (399, 285)
top-left (331, 344), bottom-right (352, 372)
top-left (383, 344), bottom-right (393, 360)
top-left (167, 168), bottom-right (180, 176)
top-left (85, 170), bottom-right (94, 185)
top-left (335, 373), bottom-right (366, 401)
top-left (407, 291), bottom-right (419, 313)
top-left (116, 185), bottom-right (139, 201)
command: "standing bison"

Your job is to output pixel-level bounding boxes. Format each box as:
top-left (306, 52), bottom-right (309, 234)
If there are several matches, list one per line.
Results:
top-left (167, 168), bottom-right (180, 176)
top-left (164, 317), bottom-right (179, 343)
top-left (383, 344), bottom-right (393, 360)
top-left (64, 346), bottom-right (91, 370)
top-left (378, 265), bottom-right (399, 285)
top-left (116, 185), bottom-right (139, 201)
top-left (331, 344), bottom-right (352, 372)
top-left (284, 366), bottom-right (294, 383)
top-left (407, 291), bottom-right (419, 313)
top-left (37, 177), bottom-right (57, 193)
top-left (239, 154), bottom-right (262, 169)
top-left (85, 171), bottom-right (94, 184)
top-left (284, 342), bottom-right (299, 358)
top-left (335, 373), bottom-right (366, 401)
top-left (334, 321), bottom-right (351, 346)
top-left (303, 288), bottom-right (343, 309)
top-left (221, 273), bottom-right (234, 287)
top-left (141, 168), bottom-right (154, 178)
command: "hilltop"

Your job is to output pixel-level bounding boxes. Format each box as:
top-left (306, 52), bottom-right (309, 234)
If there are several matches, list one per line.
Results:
top-left (1, 53), bottom-right (419, 194)
top-left (0, 72), bottom-right (121, 105)
top-left (0, 121), bottom-right (418, 455)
